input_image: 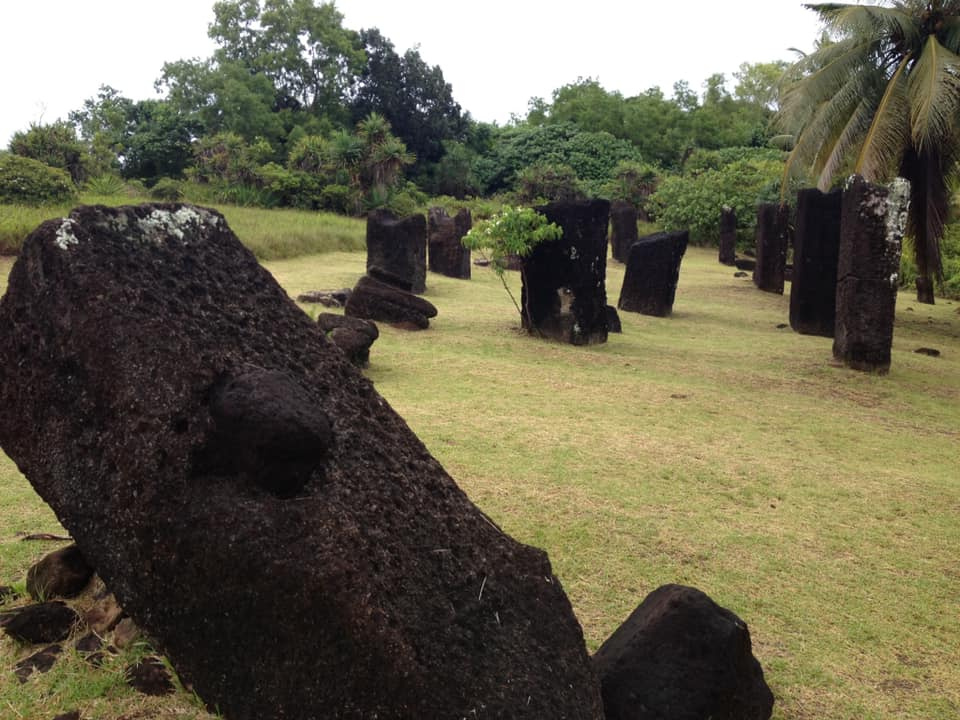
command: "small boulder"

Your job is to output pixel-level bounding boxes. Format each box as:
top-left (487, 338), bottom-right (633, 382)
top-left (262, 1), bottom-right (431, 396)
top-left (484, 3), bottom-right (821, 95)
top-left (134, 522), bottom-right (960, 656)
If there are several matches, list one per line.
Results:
top-left (27, 544), bottom-right (94, 600)
top-left (14, 643), bottom-right (62, 682)
top-left (317, 313), bottom-right (379, 367)
top-left (2, 601), bottom-right (79, 644)
top-left (593, 584), bottom-right (774, 720)
top-left (125, 656), bottom-right (175, 696)
top-left (52, 712), bottom-right (81, 720)
top-left (345, 274), bottom-right (438, 329)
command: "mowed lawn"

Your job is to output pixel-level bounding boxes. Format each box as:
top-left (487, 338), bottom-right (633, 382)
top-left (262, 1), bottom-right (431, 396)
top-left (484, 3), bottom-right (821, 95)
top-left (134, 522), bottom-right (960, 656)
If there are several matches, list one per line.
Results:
top-left (1, 244), bottom-right (958, 720)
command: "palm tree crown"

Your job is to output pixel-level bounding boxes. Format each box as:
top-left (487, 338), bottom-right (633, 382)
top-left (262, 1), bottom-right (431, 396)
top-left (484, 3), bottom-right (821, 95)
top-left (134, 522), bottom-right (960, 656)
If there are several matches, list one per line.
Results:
top-left (778, 1), bottom-right (960, 301)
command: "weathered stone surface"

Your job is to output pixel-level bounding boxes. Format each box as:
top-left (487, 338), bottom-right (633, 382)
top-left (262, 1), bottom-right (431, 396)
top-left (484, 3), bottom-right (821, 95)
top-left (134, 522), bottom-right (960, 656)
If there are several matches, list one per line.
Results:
top-left (790, 188), bottom-right (842, 337)
top-left (428, 207), bottom-right (471, 279)
top-left (522, 199), bottom-right (610, 344)
top-left (618, 230), bottom-right (688, 317)
top-left (296, 288), bottom-right (351, 307)
top-left (719, 206), bottom-right (737, 265)
top-left (593, 584), bottom-right (774, 720)
top-left (126, 656), bottom-right (175, 696)
top-left (317, 313), bottom-right (379, 367)
top-left (345, 273), bottom-right (438, 330)
top-left (2, 602), bottom-right (79, 644)
top-left (834, 176), bottom-right (907, 372)
top-left (0, 203), bottom-right (604, 720)
top-left (27, 544), bottom-right (94, 600)
top-left (609, 201), bottom-right (639, 263)
top-left (753, 203), bottom-right (790, 294)
top-left (14, 643), bottom-right (62, 682)
top-left (366, 209), bottom-right (427, 293)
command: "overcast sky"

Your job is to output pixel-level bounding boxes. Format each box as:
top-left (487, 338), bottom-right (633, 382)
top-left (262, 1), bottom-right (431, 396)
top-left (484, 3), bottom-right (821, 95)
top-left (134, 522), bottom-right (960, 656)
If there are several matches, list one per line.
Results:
top-left (1, 1), bottom-right (826, 148)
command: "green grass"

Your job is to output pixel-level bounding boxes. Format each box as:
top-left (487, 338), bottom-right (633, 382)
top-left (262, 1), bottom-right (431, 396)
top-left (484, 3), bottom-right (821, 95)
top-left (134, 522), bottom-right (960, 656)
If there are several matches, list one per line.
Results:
top-left (0, 194), bottom-right (365, 259)
top-left (2, 247), bottom-right (959, 719)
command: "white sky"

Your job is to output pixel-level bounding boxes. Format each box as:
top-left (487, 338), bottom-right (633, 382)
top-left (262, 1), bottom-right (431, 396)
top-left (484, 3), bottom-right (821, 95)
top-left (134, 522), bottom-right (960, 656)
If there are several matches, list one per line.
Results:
top-left (1, 1), bottom-right (825, 148)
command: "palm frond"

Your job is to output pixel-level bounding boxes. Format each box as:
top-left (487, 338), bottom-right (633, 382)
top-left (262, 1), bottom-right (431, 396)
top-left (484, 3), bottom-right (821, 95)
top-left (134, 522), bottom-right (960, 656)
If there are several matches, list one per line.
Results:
top-left (855, 54), bottom-right (912, 180)
top-left (817, 94), bottom-right (879, 188)
top-left (806, 3), bottom-right (921, 49)
top-left (908, 36), bottom-right (960, 152)
top-left (939, 16), bottom-right (960, 53)
top-left (901, 147), bottom-right (947, 279)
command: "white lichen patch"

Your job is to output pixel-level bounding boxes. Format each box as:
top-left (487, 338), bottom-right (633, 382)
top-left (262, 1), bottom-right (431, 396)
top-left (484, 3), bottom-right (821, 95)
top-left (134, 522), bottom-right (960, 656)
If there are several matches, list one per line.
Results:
top-left (885, 177), bottom-right (910, 246)
top-left (54, 219), bottom-right (79, 250)
top-left (136, 206), bottom-right (210, 245)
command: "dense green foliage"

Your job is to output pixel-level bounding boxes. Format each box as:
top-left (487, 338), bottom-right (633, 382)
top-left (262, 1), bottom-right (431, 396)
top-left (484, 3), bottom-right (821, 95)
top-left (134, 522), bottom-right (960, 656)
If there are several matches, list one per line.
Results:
top-left (650, 149), bottom-right (786, 247)
top-left (0, 153), bottom-right (76, 205)
top-left (9, 121), bottom-right (91, 184)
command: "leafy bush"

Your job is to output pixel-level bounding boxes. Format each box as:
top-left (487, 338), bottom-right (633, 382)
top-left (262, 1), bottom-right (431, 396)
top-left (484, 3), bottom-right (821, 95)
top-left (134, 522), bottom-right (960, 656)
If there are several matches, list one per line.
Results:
top-left (649, 156), bottom-right (785, 247)
top-left (150, 177), bottom-right (184, 201)
top-left (257, 163), bottom-right (323, 209)
top-left (0, 153), bottom-right (76, 204)
top-left (8, 121), bottom-right (90, 184)
top-left (601, 160), bottom-right (660, 209)
top-left (319, 184), bottom-right (359, 215)
top-left (515, 163), bottom-right (585, 204)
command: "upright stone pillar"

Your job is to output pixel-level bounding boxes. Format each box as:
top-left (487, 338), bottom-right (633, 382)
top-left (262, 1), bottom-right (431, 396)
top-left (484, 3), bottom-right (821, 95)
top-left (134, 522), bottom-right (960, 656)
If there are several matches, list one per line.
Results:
top-left (753, 203), bottom-right (790, 294)
top-left (719, 206), bottom-right (737, 265)
top-left (427, 207), bottom-right (472, 279)
top-left (833, 175), bottom-right (908, 372)
top-left (522, 199), bottom-right (610, 345)
top-left (365, 209), bottom-right (427, 294)
top-left (790, 188), bottom-right (842, 337)
top-left (617, 231), bottom-right (689, 317)
top-left (609, 201), bottom-right (639, 263)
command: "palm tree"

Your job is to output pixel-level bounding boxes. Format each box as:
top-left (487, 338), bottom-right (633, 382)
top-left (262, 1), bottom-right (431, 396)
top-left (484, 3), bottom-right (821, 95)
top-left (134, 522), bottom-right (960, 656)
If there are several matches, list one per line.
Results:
top-left (778, 1), bottom-right (960, 303)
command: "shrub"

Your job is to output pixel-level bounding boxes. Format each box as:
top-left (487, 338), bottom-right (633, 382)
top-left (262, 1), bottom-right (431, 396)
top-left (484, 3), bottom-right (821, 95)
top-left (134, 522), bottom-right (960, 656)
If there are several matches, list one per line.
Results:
top-left (515, 163), bottom-right (585, 204)
top-left (319, 184), bottom-right (359, 215)
top-left (150, 177), bottom-right (184, 201)
top-left (9, 121), bottom-right (90, 184)
top-left (0, 153), bottom-right (76, 204)
top-left (601, 160), bottom-right (660, 209)
top-left (257, 163), bottom-right (323, 209)
top-left (84, 174), bottom-right (126, 195)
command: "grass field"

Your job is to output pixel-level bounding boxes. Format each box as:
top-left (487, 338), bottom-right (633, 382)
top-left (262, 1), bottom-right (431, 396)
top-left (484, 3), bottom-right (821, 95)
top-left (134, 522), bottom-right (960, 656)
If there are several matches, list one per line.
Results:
top-left (1, 243), bottom-right (958, 719)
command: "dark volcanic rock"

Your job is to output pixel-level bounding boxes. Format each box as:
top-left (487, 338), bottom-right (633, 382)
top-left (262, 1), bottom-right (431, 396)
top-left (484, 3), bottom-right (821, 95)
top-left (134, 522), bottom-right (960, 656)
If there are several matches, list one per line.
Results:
top-left (296, 288), bottom-right (351, 307)
top-left (734, 257), bottom-right (756, 271)
top-left (834, 176), bottom-right (908, 372)
top-left (52, 712), bottom-right (81, 720)
top-left (345, 273), bottom-right (438, 329)
top-left (126, 656), bottom-right (175, 696)
top-left (790, 188), bottom-right (842, 337)
top-left (366, 209), bottom-right (427, 293)
top-left (0, 203), bottom-right (604, 720)
top-left (317, 313), bottom-right (379, 367)
top-left (593, 584), bottom-right (774, 720)
top-left (914, 347), bottom-right (940, 357)
top-left (609, 201), bottom-right (639, 263)
top-left (522, 199), bottom-right (611, 344)
top-left (618, 230), bottom-right (688, 317)
top-left (2, 602), bottom-right (79, 643)
top-left (753, 203), bottom-right (790, 294)
top-left (719, 206), bottom-right (737, 265)
top-left (27, 544), bottom-right (94, 600)
top-left (14, 643), bottom-right (62, 682)
top-left (427, 207), bottom-right (472, 279)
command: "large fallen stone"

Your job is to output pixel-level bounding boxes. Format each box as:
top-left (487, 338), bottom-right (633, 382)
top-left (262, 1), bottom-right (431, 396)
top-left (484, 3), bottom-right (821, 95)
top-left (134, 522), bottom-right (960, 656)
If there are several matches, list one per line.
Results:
top-left (834, 176), bottom-right (908, 372)
top-left (27, 544), bottom-right (94, 600)
top-left (593, 584), bottom-right (774, 720)
top-left (522, 199), bottom-right (611, 344)
top-left (344, 273), bottom-right (438, 329)
top-left (790, 188), bottom-right (842, 337)
top-left (0, 203), bottom-right (604, 720)
top-left (366, 208), bottom-right (427, 293)
top-left (609, 201), bottom-right (639, 263)
top-left (617, 230), bottom-right (688, 317)
top-left (427, 207), bottom-right (472, 279)
top-left (753, 203), bottom-right (790, 294)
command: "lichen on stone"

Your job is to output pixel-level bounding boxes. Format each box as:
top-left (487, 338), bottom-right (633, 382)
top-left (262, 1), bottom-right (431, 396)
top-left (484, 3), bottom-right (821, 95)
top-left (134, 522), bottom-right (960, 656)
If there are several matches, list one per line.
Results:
top-left (136, 207), bottom-right (209, 245)
top-left (54, 219), bottom-right (79, 250)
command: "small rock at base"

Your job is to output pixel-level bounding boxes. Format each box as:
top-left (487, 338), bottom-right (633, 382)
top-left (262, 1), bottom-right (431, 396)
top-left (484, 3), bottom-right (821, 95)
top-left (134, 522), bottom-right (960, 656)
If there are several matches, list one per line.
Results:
top-left (914, 347), bottom-right (941, 357)
top-left (14, 643), bottom-right (62, 682)
top-left (125, 656), bottom-right (175, 696)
